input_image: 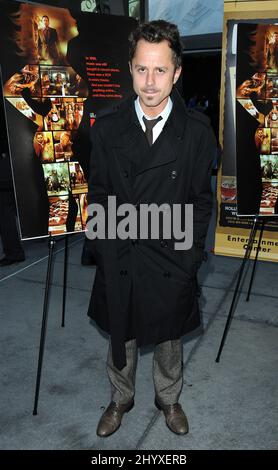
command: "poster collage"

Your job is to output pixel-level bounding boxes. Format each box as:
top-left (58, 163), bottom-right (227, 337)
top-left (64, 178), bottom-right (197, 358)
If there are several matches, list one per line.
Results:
top-left (1, 0), bottom-right (135, 239)
top-left (4, 68), bottom-right (88, 235)
top-left (236, 24), bottom-right (278, 216)
top-left (213, 1), bottom-right (277, 261)
top-left (2, 3), bottom-right (89, 236)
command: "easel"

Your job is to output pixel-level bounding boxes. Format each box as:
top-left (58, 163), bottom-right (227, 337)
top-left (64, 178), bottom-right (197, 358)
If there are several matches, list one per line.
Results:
top-left (33, 234), bottom-right (69, 415)
top-left (215, 216), bottom-right (266, 363)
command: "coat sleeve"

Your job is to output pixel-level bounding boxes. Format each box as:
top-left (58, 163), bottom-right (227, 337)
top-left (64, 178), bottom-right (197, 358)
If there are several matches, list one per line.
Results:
top-left (86, 120), bottom-right (111, 254)
top-left (188, 123), bottom-right (216, 267)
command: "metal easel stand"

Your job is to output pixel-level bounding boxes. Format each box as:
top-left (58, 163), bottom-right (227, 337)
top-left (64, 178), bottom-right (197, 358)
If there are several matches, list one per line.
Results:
top-left (33, 235), bottom-right (56, 415)
top-left (33, 234), bottom-right (69, 415)
top-left (215, 216), bottom-right (265, 363)
top-left (61, 234), bottom-right (69, 327)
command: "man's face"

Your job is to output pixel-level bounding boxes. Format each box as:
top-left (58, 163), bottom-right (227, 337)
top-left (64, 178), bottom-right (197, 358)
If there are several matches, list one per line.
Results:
top-left (257, 128), bottom-right (263, 137)
top-left (129, 39), bottom-right (181, 117)
top-left (36, 133), bottom-right (44, 144)
top-left (42, 17), bottom-right (49, 28)
top-left (61, 133), bottom-right (69, 146)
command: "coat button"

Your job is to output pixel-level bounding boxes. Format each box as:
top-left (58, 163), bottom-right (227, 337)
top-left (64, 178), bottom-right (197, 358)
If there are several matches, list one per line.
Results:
top-left (163, 271), bottom-right (171, 278)
top-left (123, 170), bottom-right (129, 177)
top-left (171, 170), bottom-right (177, 179)
top-left (120, 270), bottom-right (128, 276)
top-left (160, 240), bottom-right (168, 248)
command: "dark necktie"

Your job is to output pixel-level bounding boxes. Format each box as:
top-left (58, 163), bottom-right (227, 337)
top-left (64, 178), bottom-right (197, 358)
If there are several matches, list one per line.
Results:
top-left (142, 115), bottom-right (162, 146)
top-left (44, 28), bottom-right (49, 41)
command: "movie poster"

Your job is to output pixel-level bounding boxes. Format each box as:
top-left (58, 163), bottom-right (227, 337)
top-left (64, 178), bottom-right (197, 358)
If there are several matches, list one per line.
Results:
top-left (0, 0), bottom-right (136, 239)
top-left (236, 23), bottom-right (278, 216)
top-left (214, 0), bottom-right (278, 262)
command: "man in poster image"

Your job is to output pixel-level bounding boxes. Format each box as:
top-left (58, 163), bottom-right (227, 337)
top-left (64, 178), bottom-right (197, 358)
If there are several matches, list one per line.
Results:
top-left (33, 132), bottom-right (45, 159)
top-left (54, 132), bottom-right (73, 161)
top-left (86, 20), bottom-right (216, 437)
top-left (2, 3), bottom-right (89, 238)
top-left (266, 31), bottom-right (278, 71)
top-left (38, 15), bottom-right (60, 64)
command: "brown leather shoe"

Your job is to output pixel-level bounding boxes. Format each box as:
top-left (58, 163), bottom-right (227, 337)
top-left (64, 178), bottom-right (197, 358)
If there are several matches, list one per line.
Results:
top-left (155, 398), bottom-right (189, 435)
top-left (96, 400), bottom-right (134, 437)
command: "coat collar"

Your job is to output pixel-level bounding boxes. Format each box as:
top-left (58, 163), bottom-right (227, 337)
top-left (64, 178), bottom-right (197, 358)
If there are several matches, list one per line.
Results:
top-left (116, 86), bottom-right (187, 139)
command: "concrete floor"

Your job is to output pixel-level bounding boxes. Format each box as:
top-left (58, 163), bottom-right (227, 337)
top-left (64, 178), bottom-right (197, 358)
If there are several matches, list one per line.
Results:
top-left (0, 202), bottom-right (277, 450)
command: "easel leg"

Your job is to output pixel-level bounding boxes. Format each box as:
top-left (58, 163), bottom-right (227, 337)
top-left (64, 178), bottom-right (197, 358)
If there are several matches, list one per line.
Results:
top-left (33, 236), bottom-right (56, 415)
top-left (61, 234), bottom-right (69, 327)
top-left (215, 218), bottom-right (259, 363)
top-left (246, 218), bottom-right (265, 302)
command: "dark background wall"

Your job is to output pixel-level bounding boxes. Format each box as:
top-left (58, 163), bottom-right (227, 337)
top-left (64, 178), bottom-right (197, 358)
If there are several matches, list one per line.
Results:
top-left (10, 0), bottom-right (222, 139)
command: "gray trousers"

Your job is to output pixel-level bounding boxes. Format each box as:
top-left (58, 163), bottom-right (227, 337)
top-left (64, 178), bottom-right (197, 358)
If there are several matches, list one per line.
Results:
top-left (107, 338), bottom-right (183, 406)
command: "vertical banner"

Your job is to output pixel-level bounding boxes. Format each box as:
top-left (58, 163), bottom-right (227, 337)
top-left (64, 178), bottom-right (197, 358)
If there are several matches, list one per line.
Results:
top-left (236, 23), bottom-right (278, 216)
top-left (215, 0), bottom-right (278, 262)
top-left (0, 0), bottom-right (136, 239)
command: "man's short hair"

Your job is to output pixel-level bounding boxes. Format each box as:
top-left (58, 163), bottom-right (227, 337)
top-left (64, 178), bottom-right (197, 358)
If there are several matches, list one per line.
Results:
top-left (42, 15), bottom-right (49, 21)
top-left (129, 20), bottom-right (183, 69)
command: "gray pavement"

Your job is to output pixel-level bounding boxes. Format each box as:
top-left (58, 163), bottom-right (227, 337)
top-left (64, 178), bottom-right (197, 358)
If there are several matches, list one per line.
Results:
top-left (0, 203), bottom-right (277, 450)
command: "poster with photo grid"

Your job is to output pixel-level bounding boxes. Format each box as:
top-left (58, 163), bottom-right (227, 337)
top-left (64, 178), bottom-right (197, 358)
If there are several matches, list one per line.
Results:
top-left (236, 23), bottom-right (278, 216)
top-left (0, 0), bottom-right (136, 239)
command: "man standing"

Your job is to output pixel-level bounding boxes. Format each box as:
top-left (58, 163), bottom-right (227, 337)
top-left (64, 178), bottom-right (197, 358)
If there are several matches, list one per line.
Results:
top-left (87, 20), bottom-right (216, 437)
top-left (38, 15), bottom-right (60, 64)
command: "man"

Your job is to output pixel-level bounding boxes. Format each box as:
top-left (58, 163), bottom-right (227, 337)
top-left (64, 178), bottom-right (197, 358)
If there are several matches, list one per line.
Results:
top-left (38, 15), bottom-right (60, 64)
top-left (33, 131), bottom-right (54, 162)
top-left (266, 31), bottom-right (278, 71)
top-left (3, 65), bottom-right (40, 96)
top-left (54, 132), bottom-right (73, 161)
top-left (33, 132), bottom-right (45, 159)
top-left (51, 72), bottom-right (67, 96)
top-left (87, 20), bottom-right (216, 437)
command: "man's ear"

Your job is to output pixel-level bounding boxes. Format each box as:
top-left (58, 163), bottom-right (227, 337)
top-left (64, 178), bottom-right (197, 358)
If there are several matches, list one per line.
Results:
top-left (129, 61), bottom-right (132, 75)
top-left (173, 66), bottom-right (182, 84)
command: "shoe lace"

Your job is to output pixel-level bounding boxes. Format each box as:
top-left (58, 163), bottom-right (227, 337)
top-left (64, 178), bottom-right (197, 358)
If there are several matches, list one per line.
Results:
top-left (108, 401), bottom-right (121, 416)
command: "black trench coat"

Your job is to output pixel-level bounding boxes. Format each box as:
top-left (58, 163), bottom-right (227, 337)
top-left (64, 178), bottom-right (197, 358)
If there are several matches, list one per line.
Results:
top-left (87, 88), bottom-right (216, 369)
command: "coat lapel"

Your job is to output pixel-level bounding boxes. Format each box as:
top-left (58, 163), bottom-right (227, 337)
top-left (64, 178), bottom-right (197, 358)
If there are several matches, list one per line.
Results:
top-left (112, 97), bottom-right (148, 197)
top-left (133, 117), bottom-right (178, 176)
top-left (133, 88), bottom-right (189, 176)
top-left (112, 88), bottom-right (189, 190)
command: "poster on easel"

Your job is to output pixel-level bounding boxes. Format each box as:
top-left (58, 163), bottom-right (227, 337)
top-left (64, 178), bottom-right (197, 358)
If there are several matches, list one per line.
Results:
top-left (0, 0), bottom-right (136, 240)
top-left (214, 0), bottom-right (278, 262)
top-left (236, 23), bottom-right (278, 217)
